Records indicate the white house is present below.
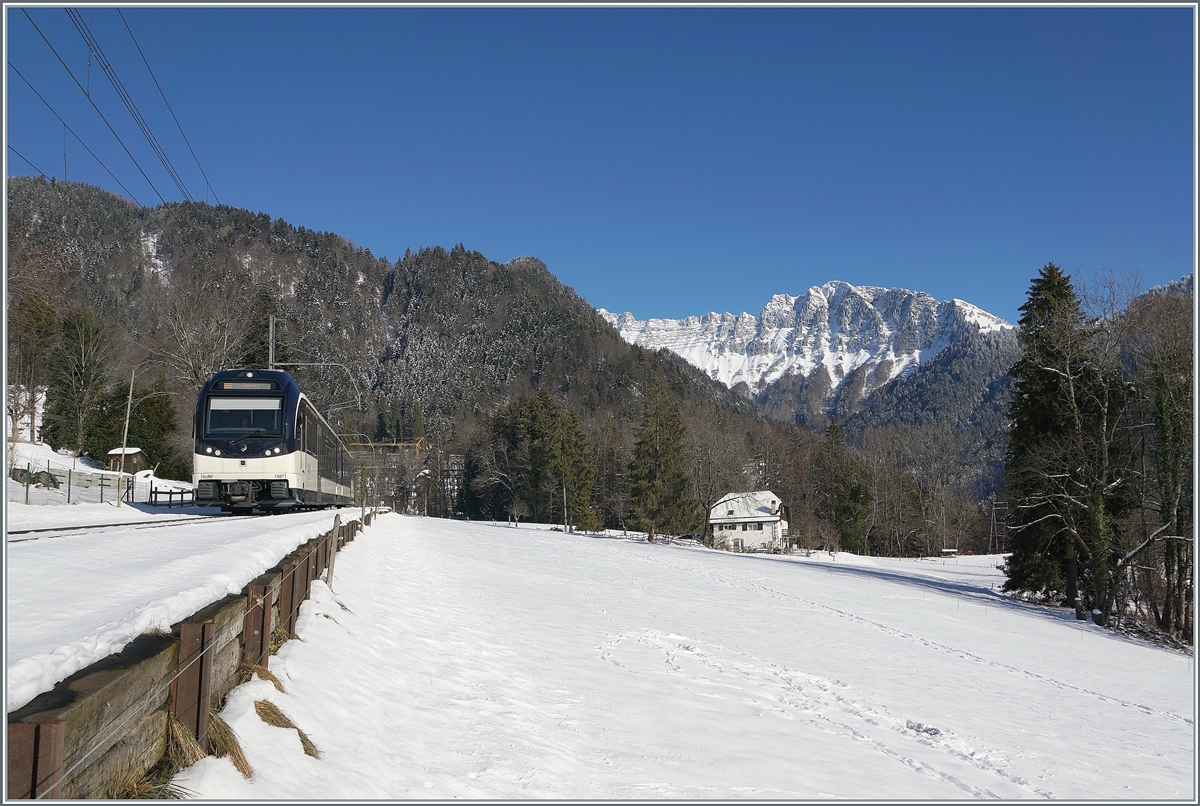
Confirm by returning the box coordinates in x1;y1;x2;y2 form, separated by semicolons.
710;491;790;553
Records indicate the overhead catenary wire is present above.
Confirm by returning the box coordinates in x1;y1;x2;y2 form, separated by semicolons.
7;60;143;206
118;8;219;206
7;144;48;178
21;8;166;205
64;7;193;202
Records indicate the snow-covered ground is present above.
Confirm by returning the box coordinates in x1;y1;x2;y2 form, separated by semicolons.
6;438;106;473
175;515;1195;800
5;503;357;712
6;439;192;510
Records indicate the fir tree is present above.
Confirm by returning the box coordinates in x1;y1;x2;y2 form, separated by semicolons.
83;376;186;480
241;287;293;369
1002;263;1139;625
410;402;426;444
818;420;872;554
627;379;694;542
1002;264;1085;607
550;405;601;532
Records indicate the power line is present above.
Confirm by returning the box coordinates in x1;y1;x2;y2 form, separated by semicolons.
118;8;219;206
65;7;193;201
7;144;48;178
7;60;143;206
21;8;166;205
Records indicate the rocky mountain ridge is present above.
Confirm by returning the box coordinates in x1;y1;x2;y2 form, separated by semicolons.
599;280;1015;425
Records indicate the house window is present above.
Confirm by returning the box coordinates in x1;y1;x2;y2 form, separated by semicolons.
741;523;747;531
754;523;763;531
726;510;734;516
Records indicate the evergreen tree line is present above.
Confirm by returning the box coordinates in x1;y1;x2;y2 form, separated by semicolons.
1002;264;1193;642
442;377;997;556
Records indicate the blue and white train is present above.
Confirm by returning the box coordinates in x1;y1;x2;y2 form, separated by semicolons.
192;369;354;512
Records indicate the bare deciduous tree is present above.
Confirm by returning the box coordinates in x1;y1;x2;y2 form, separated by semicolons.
142;268;255;395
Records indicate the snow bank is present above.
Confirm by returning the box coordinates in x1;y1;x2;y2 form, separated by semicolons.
6;509;354;712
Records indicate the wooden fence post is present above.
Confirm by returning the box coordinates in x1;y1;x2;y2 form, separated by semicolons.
171;621;214;753
242;582;274;669
327;533;339;592
278;562;296;639
289;558;305;638
7;720;64;799
303;541;315;601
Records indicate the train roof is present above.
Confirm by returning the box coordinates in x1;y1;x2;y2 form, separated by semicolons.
200;369;300;392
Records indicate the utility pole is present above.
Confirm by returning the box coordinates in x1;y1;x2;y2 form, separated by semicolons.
116;367;135;507
268;314;275;370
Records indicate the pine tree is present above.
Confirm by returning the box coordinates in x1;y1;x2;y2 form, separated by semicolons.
627;379;694;542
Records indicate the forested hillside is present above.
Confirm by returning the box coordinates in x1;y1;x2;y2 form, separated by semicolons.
5;175;746;441
1;176;1005;552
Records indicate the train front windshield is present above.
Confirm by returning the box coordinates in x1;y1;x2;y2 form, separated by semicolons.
205;397;284;438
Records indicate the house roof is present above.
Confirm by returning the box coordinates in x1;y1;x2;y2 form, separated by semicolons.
710;491;784;523
107;447;146;456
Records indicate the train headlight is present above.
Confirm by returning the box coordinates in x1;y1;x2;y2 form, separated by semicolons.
205;446;213;454
273;447;282;454
214;449;222;456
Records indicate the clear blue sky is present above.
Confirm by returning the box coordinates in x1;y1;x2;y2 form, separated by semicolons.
5;6;1195;323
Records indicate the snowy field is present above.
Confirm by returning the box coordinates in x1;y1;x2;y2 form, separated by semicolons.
5;501;355;711
175;514;1195;800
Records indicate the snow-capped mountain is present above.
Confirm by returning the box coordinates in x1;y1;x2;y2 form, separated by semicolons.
598;280;1014;417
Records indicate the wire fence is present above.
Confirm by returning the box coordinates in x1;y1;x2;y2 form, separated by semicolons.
6;458;190;507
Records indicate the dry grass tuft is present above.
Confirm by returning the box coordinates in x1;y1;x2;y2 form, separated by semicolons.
207;712;254;779
239;661;285;692
254;700;319;758
103;756;187;799
166;713;206;768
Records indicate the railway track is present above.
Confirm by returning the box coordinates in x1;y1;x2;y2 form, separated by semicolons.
6;513;256;543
